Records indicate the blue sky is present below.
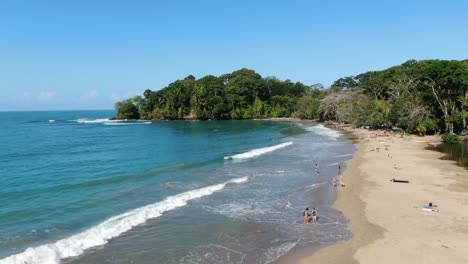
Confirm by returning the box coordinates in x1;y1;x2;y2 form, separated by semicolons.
1;0;467;111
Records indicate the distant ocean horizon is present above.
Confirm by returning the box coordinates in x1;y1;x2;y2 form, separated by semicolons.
0;110;355;264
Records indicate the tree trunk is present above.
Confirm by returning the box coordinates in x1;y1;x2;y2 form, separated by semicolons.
431;82;452;133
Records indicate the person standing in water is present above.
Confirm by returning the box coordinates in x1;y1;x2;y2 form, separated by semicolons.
303;208;310;224
314;163;319;176
312;208;318;223
338;165;342;176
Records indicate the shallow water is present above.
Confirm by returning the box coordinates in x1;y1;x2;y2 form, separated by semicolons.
0;111;355;264
430;140;468;169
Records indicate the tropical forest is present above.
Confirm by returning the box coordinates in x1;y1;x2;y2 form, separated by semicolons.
115;59;467;137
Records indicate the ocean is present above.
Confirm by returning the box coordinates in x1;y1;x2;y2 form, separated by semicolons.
0;111;355;264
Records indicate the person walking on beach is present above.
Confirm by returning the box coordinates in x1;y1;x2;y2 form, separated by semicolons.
312;208;318;223
337;165;341;176
314;163;319;176
303;208;310;224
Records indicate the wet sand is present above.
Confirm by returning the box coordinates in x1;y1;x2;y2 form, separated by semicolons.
298;126;468;264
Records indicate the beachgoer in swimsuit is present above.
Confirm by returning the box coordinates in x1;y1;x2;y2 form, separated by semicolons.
312;208;317;223
338;165;341;176
332;177;337;187
314;163;319;176
304;208;310;224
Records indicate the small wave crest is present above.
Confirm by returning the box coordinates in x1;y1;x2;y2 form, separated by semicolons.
103;122;151;126
72;118;113;124
48;120;55;123
306;124;341;140
69;118;151;126
336;153;353;157
0;177;248;264
224;142;293;160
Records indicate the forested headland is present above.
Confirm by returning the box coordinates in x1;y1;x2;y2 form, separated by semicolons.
115;59;467;136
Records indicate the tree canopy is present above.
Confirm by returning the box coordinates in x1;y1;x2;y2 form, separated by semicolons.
116;68;320;120
320;59;467;134
115;60;468;135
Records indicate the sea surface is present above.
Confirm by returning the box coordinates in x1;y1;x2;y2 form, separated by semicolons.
0;111;355;264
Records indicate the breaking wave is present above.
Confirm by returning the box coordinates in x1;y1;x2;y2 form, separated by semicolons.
0;177;248;264
306;124;341;140
224;142;293;160
103;122;151;126
72;118;114;124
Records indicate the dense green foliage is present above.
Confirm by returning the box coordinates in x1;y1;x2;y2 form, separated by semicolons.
320;59;468;134
441;133;461;144
115;68;323;120
115;60;468;135
115;99;140;119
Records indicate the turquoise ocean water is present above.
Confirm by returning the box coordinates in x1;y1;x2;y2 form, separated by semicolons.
0;111;355;264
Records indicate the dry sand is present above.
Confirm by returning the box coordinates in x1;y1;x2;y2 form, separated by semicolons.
298;127;468;264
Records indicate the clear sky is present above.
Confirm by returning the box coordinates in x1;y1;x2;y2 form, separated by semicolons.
1;0;467;111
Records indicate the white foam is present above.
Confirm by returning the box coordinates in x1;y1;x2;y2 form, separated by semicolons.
304;182;325;190
48;120;55;123
336;153;353;157
224;142;293;160
103;122;151;126
0;177;248;264
306;124;341;140
204;201;269;222
264;241;297;264
328;162;339;166
72;118;114;124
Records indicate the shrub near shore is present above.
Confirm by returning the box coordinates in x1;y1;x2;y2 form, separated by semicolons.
441;133;461;144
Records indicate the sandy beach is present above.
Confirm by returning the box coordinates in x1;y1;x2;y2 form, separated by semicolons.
299;126;468;264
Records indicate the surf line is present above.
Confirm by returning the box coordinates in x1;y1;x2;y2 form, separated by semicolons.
224;141;293;160
336;153;353;157
0;177;248;264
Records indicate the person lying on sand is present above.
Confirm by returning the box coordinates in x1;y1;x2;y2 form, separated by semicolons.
422;202;439;212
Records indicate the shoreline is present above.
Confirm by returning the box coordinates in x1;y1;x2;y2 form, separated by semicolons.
295;125;468;264
111;117;309;122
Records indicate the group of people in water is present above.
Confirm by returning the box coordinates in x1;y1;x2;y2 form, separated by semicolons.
315;162;345;187
332;164;345;187
303;207;318;224
304;163;345;224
